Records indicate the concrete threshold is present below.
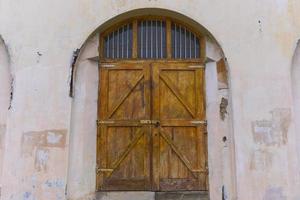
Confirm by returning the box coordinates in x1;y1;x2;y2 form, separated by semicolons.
95;191;209;200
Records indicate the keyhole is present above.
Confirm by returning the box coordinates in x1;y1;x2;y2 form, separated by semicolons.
155;121;160;127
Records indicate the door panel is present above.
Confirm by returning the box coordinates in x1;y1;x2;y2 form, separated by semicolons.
97;62;207;191
97;63;151;191
152;63;207;191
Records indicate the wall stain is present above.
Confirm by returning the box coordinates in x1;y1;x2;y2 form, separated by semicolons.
263;187;286;200
250;148;273;171
21;129;67;156
34;148;49;172
44;179;64;188
23;191;35;200
21;129;67;171
217;59;229;89
220;97;228;120
251;108;291;146
0;124;6;149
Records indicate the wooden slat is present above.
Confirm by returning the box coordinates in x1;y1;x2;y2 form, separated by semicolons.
132;20;138;59
166;19;172;59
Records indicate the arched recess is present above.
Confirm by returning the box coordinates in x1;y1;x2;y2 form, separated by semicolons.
67;9;237;200
292;40;300;160
0;35;11;191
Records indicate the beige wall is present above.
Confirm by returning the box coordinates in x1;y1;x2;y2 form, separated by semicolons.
1;0;300;199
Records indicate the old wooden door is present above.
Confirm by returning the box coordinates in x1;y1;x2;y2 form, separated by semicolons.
97;63;151;190
97;62;207;191
151;63;207;191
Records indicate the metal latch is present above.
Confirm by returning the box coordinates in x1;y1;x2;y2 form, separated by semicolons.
140;120;160;127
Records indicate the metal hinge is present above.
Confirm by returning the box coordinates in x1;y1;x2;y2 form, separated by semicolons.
188;65;205;69
96;165;113;174
101;64;115;68
96;120;115;125
190;120;207;125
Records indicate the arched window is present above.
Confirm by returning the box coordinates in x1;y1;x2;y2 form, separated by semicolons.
100;17;205;60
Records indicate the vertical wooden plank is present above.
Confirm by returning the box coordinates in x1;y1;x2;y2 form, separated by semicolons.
143;64;151;188
132;20;138;59
151;63;161;190
97;66;108;190
166;19;172;59
195;68;205;119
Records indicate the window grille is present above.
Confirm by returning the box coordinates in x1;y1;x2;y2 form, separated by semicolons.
104;23;133;59
171;22;200;59
101;19;202;60
138;20;166;59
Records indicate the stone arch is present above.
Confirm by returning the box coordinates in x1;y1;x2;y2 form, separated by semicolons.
67;8;237;200
292;40;300;161
0;35;11;191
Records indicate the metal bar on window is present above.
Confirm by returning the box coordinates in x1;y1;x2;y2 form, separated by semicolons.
161;20;163;58
156;20;158;59
141;21;143;58
117;29;119;58
145;21;148;58
179;25;182;59
184;27;187;58
127;24;129;58
189;31;192;59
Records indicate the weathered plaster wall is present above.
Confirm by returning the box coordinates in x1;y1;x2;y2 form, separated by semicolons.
67;34;99;199
292;41;300;168
0;36;11;193
0;0;300;200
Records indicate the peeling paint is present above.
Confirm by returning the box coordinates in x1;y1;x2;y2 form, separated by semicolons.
21;129;67;156
34;148;49;172
220;97;228;120
263;187;286;200
251;108;291;146
217;59;228;89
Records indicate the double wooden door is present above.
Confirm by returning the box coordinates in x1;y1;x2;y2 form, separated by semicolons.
97;62;208;191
